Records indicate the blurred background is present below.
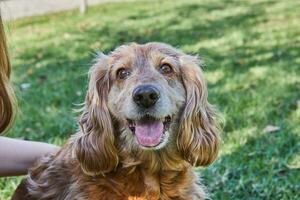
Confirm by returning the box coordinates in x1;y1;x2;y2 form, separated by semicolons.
0;0;299;199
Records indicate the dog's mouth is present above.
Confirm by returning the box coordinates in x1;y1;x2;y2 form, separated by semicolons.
127;115;172;148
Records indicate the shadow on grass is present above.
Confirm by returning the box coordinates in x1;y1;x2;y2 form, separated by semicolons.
80;0;268;48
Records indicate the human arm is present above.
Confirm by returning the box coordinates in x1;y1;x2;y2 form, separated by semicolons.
0;136;59;177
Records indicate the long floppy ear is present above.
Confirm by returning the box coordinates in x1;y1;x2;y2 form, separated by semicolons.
178;55;221;167
74;54;118;175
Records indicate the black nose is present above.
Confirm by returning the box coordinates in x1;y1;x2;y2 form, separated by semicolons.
133;85;160;108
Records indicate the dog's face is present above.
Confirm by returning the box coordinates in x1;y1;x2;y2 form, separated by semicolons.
107;44;185;150
75;43;220;175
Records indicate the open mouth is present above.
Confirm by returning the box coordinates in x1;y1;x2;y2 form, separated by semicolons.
127;115;172;148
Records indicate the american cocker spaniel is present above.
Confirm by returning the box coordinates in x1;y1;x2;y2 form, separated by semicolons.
12;42;220;200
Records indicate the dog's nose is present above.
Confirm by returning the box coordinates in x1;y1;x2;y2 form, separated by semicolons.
133;85;160;108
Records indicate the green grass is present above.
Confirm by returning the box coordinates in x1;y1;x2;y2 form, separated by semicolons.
1;0;299;199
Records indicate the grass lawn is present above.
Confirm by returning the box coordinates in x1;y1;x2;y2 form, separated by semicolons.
1;0;299;199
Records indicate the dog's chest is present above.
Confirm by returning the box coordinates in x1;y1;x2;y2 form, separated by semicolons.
83;169;194;200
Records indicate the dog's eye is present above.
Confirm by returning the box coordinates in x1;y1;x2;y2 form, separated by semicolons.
159;64;173;75
117;68;131;79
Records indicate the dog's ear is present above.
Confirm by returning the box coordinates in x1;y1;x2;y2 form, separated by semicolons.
74;53;118;175
178;55;221;167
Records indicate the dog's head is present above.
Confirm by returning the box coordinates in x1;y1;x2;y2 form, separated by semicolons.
75;43;220;175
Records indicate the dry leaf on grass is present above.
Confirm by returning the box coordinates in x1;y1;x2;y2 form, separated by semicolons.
263;125;280;133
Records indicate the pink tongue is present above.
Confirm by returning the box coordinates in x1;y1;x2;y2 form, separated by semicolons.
135;121;164;147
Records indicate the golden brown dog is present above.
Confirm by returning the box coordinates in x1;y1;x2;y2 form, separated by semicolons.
11;42;220;200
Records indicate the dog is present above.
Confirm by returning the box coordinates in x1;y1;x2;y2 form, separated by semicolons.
11;42;220;200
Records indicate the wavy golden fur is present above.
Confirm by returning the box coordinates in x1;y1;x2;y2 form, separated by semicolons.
12;42;220;200
0;14;16;134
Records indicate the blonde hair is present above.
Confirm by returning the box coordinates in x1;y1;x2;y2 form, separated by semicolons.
0;14;16;134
